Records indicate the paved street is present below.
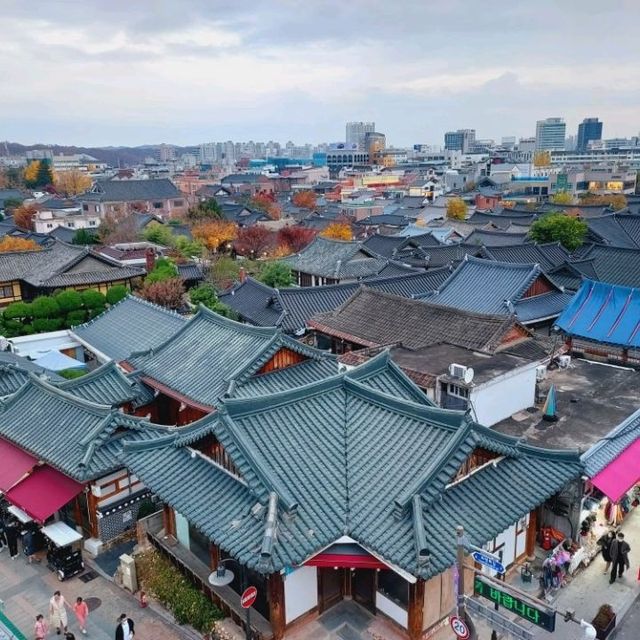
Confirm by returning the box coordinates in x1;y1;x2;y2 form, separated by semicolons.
0;549;183;640
612;593;640;640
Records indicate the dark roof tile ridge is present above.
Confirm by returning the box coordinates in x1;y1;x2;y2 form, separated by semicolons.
463;255;540;271
56;360;124;389
121;432;179;453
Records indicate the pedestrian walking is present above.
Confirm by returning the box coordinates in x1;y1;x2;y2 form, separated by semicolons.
0;511;7;552
34;614;49;640
73;597;89;635
23;526;40;564
609;532;631;584
115;613;135;640
4;518;19;559
598;529;615;574
49;590;69;635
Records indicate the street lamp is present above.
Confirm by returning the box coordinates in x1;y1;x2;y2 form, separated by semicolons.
208;558;252;640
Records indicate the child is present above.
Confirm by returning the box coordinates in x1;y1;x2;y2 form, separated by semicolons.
34;614;48;640
73;597;89;635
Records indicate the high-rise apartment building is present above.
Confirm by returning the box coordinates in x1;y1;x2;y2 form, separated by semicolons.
346;122;375;149
577;117;603;152
444;129;476;153
535;118;566;151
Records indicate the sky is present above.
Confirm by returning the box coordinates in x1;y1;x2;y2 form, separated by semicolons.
2;0;639;148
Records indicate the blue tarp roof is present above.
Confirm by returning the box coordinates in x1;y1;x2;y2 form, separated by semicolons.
555;280;640;348
33;350;86;371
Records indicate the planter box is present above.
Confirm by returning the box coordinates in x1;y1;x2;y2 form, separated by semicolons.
591;613;616;640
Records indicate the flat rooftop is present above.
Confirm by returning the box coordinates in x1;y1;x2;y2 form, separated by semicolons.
494;358;640;451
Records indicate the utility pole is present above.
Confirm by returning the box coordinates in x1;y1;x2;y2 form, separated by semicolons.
490;549;504;640
456;525;478;639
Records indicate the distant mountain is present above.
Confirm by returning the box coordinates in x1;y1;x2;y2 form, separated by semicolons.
1;142;192;168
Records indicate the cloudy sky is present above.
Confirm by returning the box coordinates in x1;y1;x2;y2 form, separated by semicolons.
2;0;639;147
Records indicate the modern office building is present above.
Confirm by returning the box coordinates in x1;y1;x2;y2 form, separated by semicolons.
577;118;603;152
535;118;566;151
444;129;476;153
346;122;375;150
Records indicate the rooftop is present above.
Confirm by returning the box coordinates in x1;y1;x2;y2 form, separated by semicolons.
82;178;180;203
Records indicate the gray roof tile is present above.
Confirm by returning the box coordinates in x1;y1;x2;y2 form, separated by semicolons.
82;179;180;202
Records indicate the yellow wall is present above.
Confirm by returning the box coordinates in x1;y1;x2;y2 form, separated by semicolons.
0;281;23;306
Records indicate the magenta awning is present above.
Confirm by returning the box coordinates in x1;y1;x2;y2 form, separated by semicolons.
591;439;640;503
0;438;38;493
5;466;84;523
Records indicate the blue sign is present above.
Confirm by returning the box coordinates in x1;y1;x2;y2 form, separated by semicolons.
472;550;505;574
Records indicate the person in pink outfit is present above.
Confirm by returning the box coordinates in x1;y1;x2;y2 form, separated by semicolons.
73;597;89;635
34;614;48;640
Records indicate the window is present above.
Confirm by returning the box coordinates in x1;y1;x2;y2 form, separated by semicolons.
153;201;163;209
46;223;53;229
89;220;96;226
0;285;14;298
67;222;75;228
378;570;408;608
447;383;469;399
82;204;89;212
173;199;184;207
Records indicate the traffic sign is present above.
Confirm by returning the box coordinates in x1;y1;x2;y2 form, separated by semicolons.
449;615;470;639
241;586;258;609
472;550;505;574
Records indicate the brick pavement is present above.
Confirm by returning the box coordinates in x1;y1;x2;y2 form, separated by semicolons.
0;549;185;639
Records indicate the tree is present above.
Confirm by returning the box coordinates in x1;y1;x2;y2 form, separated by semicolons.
72;229;98;245
0;236;41;252
529;212;588;251
550;191;574;205
139;278;185;309
320;222;352;241
446;197;468;220
192;220;237;252
31;295;62;333
54;290;82;314
23;161;41;188
98;212;139;245
187;198;222;222
146;257;178;283
579;193;628;210
34;159;54;188
143;222;175;247
259;262;293;288
533;151;551;167
292;190;317;210
233;226;274;257
81;289;106;317
608;194;628;211
277;226;316;253
189;283;237;318
12;204;38;230
173;235;203;260
250;192;281;220
207;256;240;290
53;170;92;196
106;285;129;305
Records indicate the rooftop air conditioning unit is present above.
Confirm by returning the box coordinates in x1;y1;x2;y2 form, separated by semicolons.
449;363;468;379
558;355;571;369
536;365;547;382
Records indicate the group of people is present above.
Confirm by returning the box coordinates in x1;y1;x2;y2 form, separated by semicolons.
598;529;632;584
34;592;135;640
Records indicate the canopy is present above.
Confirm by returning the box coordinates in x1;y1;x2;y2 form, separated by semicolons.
305;543;387;569
0;438;37;492
41;521;83;547
7;504;32;523
33;350;86;372
591;439;640;503
5;466;84;523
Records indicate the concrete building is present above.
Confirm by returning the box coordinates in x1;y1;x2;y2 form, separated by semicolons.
346;121;375;150
577;117;603;152
535;117;566;151
444;129;476;153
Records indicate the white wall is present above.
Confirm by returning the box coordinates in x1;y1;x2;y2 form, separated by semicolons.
174;511;190;550
284;566;318;624
470;362;538;426
376;592;408;628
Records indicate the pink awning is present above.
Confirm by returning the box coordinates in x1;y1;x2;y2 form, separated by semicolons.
0;438;38;492
591;439;640;503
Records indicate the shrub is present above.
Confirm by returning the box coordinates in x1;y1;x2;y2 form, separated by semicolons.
59;368;87;380
31;296;60;319
55;290;82;313
66;309;88;326
106;285;128;305
146;258;179;284
259;262;293;288
33;318;63;333
81;289;106;311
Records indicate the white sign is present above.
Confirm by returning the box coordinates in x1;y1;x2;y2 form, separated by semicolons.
449;615;470;639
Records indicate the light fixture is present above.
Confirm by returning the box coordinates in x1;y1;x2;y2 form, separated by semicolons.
208;565;235;587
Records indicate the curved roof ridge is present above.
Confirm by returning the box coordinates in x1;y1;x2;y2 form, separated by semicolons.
56;360;125;388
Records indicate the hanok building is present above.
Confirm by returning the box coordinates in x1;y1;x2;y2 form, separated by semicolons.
80;178;188;219
418;256;573;328
121;306;339;425
281;236;416;286
0;240;144;306
123;355;581;640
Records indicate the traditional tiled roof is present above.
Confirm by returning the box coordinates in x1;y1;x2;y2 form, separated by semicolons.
0;375;163;481
281;236;389;279
71;295;187;362
482;243;570;271
574;244;640;288
467;211;538;227
555;280;640;348
176;263;204;282
465;229;530;246
585;214;640;249
421;256;572;322
582;409;640;477
220;268;452;332
310;287;523;353
122;359;581;578
82;179;180;202
421;243;485;268
55;361;150;407
127;306;337;408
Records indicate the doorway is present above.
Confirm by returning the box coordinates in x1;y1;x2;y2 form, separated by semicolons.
352;569;377;614
317;568;377;615
318;567;343;613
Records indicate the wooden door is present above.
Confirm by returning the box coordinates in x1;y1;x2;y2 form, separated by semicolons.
352;569;377;614
318;568;343;613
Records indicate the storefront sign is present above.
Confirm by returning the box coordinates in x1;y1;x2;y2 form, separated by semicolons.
474;576;556;632
471;550;505;574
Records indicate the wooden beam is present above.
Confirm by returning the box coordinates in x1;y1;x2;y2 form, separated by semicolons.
209;543;220;570
526;508;538;560
268;572;286;640
163;505;176;537
408;578;425;640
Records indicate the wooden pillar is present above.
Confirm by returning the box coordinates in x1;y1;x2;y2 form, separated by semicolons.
208;543;220;570
163;505;176;537
407;578;425;640
526;508;538;560
87;490;99;539
268;572;286;640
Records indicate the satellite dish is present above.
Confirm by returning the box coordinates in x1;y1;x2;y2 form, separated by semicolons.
464;367;475;384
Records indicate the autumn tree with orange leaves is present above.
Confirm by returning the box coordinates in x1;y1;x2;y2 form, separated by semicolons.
292;190;317;210
192;220;238;252
54;170;92;196
277;226;317;253
13;204;38;230
0;237;41;252
250;192;282;220
320;222;352;241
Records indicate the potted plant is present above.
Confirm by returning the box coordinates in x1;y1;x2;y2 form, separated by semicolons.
591;604;616;639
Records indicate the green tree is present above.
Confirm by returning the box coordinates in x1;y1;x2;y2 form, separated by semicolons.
66;309;87;326
106;285;128;305
189;283;237;318
550;191;574;205
31;295;62;332
72;229;98;245
187;198;222;222
143;222;175;247
146;257;178;284
207;256;239;290
529;213;588;251
81;289;107;317
259;262;293;288
174;235;203;259
35;159;54;188
55;290;82;314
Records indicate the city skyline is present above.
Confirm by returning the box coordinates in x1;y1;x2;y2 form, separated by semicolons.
1;1;639;147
